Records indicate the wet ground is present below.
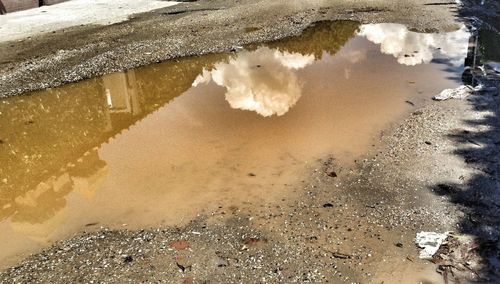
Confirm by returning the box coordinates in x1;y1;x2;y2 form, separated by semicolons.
2;18;493;283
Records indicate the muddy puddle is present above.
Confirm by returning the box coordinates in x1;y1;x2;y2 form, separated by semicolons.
0;21;470;268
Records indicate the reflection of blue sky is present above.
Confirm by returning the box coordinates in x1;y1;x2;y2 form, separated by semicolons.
193;47;314;117
358;23;470;66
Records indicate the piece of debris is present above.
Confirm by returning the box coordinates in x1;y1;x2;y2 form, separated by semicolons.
322;203;334;208
430;233;490;282
176;262;192;273
123;255;133;263
466;139;481;146
175;256;192;273
248;173;256;177
216;256;229;267
169;240;190;250
240;237;267;250
395;242;403;248
327;171;337;178
241;237;267;246
433;85;474;101
415;231;450;259
331;252;352;259
433;83;497;101
474;84;498;93
230;45;244;52
306;236;318;241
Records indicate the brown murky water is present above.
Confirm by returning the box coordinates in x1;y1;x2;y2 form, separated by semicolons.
0;21;469;268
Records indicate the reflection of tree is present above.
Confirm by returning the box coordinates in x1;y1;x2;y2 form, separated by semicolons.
255;21;360;59
68;152;107;179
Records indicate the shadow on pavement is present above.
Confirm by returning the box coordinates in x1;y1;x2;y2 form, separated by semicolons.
428;0;500;281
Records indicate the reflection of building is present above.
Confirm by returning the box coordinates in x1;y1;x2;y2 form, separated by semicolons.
104;72;141;115
102;71;142;131
3;149;107;242
0;21;362;230
4;149;106;223
0;53;225;229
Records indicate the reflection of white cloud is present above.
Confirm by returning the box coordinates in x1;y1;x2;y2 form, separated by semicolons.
342;50;367;63
359;24;470;66
193;47;314;117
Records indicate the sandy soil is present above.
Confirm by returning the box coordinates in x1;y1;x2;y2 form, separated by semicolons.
0;0;499;283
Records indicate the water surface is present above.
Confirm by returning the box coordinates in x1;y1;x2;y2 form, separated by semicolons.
0;21;469;268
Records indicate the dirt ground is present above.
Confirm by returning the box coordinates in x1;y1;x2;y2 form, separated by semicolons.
0;0;461;98
0;0;499;283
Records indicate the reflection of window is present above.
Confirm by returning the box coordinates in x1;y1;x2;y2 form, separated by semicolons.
102;71;141;115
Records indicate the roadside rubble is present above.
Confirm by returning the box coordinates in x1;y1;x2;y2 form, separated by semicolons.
433;85;475;101
415;231;450;259
423;31;500;281
432;83;497;101
433;65;499;101
430;234;500;283
416;231;499;282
